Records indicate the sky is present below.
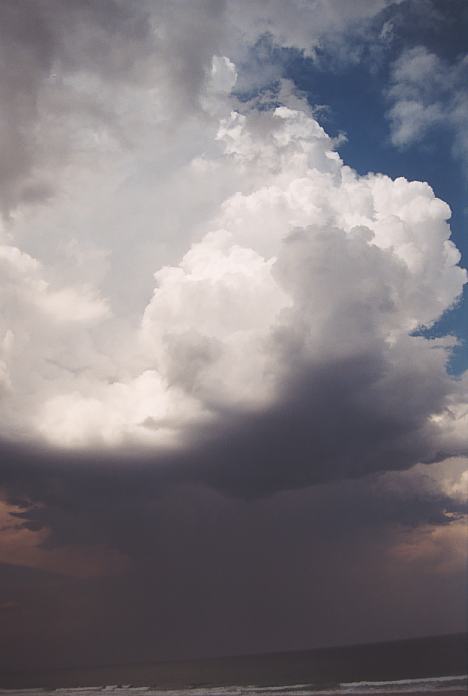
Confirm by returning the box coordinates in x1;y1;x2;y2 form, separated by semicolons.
0;0;467;674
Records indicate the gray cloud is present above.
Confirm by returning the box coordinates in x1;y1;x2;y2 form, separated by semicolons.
0;1;157;214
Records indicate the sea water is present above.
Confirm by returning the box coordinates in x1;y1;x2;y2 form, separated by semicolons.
0;634;466;695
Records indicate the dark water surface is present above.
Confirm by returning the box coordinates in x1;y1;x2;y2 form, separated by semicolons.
0;633;466;692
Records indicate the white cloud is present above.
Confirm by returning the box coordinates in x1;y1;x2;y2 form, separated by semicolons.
226;0;394;57
1;99;466;461
387;46;468;166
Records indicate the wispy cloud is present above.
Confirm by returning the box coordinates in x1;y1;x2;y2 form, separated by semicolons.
387;46;468;168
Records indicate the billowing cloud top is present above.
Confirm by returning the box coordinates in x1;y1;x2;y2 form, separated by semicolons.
0;0;466;495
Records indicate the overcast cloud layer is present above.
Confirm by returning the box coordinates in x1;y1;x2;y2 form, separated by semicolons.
0;0;467;670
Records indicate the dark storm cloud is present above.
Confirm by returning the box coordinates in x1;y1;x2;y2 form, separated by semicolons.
0;337;463;547
0;392;465;556
180;354;448;497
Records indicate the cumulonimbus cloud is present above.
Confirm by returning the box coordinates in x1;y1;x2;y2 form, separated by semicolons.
0;0;466;497
1;3;468;671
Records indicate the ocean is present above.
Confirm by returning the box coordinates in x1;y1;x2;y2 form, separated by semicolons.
0;634;466;695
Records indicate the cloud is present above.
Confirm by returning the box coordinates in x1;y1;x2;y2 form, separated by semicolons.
0;99;466;495
0;0;465;500
0;498;127;578
387;46;468;167
0;1;467;671
0;0;397;218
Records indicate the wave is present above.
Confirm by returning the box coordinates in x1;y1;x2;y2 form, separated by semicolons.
338;675;467;693
0;674;466;696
